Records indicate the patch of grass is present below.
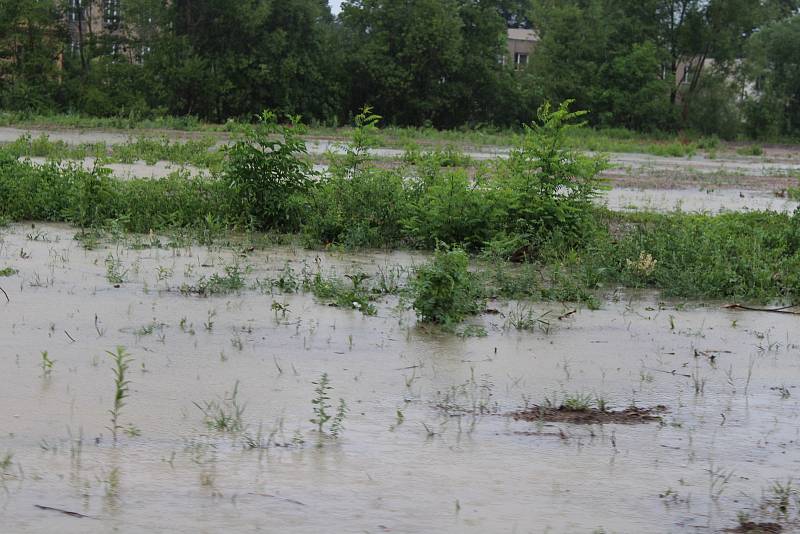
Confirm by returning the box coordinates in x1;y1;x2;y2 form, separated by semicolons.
195;381;246;433
2;133;223;169
562;393;594;411
180;265;247;296
736;145;764;157
306;270;377;315
412;247;484;325
105;254;128;285
0;110;207;131
788;179;800;201
505;304;551;333
0;267;17;277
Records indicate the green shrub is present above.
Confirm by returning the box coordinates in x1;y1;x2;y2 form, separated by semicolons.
404;168;503;250
0;159;237;234
305;169;408;248
225;111;312;231
412;247;484;324
491;101;607;259
304;108;408;248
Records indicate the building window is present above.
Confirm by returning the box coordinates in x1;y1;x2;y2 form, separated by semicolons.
104;0;121;29
69;0;82;22
514;53;528;69
682;64;693;85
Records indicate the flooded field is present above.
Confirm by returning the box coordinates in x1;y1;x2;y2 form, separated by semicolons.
602;187;799;214
1;223;799;533
3;125;800;181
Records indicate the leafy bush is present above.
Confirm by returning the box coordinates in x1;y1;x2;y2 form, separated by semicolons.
304;108;408;248
403;168;502;250
225;111;312;231
491;101;607;259
412;247;484;324
305;169;408;248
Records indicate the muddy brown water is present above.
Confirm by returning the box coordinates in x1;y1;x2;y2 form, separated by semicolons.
1;224;799;533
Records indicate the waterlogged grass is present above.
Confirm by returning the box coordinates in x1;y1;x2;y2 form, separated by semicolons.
0;111;213;132
477;209;800;304
1;103;798;310
3;134;223;169
0;110;777;158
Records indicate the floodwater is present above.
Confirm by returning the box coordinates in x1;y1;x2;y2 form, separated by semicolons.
1;224;799;533
24;157;209;180
602;187;799;214
3;126;800;178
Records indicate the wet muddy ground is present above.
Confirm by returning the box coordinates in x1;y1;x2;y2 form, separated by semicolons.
1;223;799;533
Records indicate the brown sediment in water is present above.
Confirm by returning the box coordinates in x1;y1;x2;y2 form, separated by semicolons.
724;521;783;533
511;405;667;425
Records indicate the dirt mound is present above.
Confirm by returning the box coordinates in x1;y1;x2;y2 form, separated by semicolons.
511;405;667;425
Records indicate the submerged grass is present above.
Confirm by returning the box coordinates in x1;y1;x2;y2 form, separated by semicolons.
3;134;223;170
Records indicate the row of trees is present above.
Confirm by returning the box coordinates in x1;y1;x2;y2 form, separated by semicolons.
0;0;798;137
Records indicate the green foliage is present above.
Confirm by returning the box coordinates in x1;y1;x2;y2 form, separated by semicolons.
744;15;800;138
310;373;347;437
683;73;744;140
305;168;407;248
40;351;55;376
195;381;246;433
181;265;247;296
567;210;800;302
107;346;133;443
404;169;501;250
412;247;485;325
736;145;764;157
1;0;798;136
789;182;800;202
491;101;607;257
603;42;677;131
305;270;377;316
305;109;407;248
225;111;312;231
562;393;594;412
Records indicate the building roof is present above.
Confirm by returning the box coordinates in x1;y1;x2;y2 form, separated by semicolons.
507;28;539;42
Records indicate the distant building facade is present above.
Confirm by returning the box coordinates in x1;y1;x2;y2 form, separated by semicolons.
505;28;539;69
65;0;154;62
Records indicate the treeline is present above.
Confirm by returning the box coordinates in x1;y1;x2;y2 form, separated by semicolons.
0;0;799;137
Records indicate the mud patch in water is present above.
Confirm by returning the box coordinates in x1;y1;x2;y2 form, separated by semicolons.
724;521;783;533
511;404;667;425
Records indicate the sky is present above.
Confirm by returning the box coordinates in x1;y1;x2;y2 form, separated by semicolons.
329;0;344;15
